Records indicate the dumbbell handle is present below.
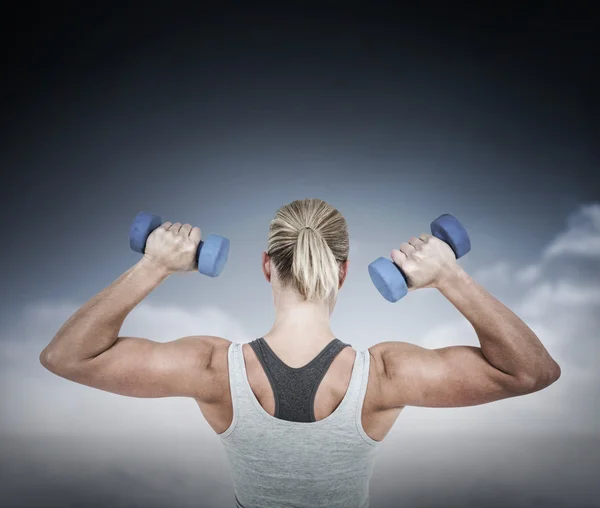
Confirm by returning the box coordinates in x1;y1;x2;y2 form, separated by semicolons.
396;227;458;287
129;214;204;257
129;212;229;278
368;214;471;302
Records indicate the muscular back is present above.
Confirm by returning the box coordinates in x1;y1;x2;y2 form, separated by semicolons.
195;339;403;443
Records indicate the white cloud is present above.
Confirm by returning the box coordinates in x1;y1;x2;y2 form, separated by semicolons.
418;319;477;349
472;261;511;287
120;303;252;343
543;203;600;259
514;263;541;284
518;281;600;318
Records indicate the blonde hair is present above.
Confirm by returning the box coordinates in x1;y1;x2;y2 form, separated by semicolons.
267;198;349;301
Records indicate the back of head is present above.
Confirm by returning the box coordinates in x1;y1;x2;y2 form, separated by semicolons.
267;198;349;301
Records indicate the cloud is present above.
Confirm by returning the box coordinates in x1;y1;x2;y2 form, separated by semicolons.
514;263;541;284
518;281;600;317
543;203;600;259
3;432;599;508
472;261;512;287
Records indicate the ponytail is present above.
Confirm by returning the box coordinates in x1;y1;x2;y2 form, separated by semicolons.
293;227;340;300
267;199;349;301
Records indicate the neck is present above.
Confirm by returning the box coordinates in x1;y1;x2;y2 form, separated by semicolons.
265;289;336;348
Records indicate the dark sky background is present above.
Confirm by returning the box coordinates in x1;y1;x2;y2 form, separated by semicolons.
1;4;599;508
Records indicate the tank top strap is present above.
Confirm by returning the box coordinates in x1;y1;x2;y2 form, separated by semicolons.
218;342;255;439
328;348;369;419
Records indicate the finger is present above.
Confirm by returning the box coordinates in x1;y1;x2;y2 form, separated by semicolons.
169;222;182;233
408;236;424;248
391;248;407;266
399;242;414;257
160;221;173;230
189;226;201;244
180;223;193;237
419;233;431;242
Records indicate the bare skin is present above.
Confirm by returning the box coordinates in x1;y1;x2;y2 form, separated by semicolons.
40;222;561;443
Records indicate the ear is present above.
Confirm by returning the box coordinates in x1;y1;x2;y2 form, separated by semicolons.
338;259;350;289
261;251;272;283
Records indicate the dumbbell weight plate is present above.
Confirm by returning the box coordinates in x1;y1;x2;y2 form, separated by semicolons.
129;212;162;254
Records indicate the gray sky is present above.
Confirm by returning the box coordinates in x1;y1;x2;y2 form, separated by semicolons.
1;4;598;508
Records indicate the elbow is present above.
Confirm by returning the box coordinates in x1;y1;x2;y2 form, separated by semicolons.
516;361;561;394
39;347;57;371
40;346;73;374
545;361;562;389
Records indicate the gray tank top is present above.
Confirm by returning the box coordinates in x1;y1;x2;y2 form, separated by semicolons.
218;340;382;508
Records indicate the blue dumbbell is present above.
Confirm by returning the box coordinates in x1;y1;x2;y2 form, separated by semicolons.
128;211;230;277
368;214;471;302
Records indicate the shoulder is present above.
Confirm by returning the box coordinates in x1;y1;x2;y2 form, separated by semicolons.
366;343;394;382
366;342;413;411
179;336;232;403
200;335;233;355
198;336;232;372
172;336;232;367
367;342;391;377
368;341;423;373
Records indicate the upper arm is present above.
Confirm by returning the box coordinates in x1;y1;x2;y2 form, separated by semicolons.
46;335;231;401
369;341;530;409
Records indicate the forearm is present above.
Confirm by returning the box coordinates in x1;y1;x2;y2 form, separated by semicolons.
41;256;170;366
437;265;560;383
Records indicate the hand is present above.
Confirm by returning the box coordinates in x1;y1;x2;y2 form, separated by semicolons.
142;222;201;275
391;234;459;290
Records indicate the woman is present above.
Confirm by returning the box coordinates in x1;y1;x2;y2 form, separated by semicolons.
40;198;561;508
